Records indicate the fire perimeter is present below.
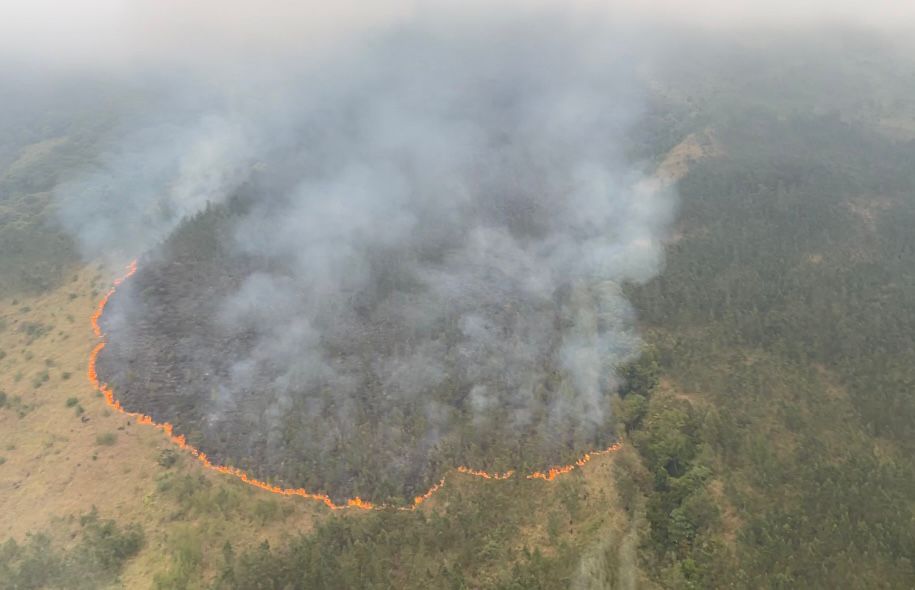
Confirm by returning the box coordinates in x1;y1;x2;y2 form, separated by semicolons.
87;261;623;511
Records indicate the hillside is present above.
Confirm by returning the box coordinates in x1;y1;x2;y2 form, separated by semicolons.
1;29;914;589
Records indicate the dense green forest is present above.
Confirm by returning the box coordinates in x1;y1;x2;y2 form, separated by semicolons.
620;108;915;586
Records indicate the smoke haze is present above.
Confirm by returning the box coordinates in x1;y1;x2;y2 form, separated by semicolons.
208;21;672;436
3;0;915;70
42;0;912;503
52;7;683;500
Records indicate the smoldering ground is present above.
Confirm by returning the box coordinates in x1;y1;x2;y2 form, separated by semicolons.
60;14;676;500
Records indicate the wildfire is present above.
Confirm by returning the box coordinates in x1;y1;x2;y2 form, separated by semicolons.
88;261;623;511
526;443;623;481
456;466;514;480
90;260;137;338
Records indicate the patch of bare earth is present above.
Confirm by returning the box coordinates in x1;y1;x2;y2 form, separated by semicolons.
657;129;723;185
657;129;722;245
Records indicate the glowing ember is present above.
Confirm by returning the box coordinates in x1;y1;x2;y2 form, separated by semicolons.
456;466;514;480
88;261;623;511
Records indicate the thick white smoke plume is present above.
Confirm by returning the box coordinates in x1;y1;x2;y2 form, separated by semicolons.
56;114;255;260
56;11;676;493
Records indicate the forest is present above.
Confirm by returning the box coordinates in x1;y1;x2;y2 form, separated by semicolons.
0;28;914;589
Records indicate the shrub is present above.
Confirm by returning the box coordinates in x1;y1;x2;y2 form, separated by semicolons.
254;499;281;524
0;509;144;589
65;397;79;407
157;449;179;468
31;370;49;389
78;507;145;572
153;526;201;590
96;433;117;446
20;321;48;338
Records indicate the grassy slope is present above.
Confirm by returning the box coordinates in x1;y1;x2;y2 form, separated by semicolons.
0;262;329;585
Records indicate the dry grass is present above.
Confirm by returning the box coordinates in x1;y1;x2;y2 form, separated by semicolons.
657;129;722;185
0;264;322;585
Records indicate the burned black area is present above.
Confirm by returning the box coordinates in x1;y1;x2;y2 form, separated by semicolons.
97;199;618;503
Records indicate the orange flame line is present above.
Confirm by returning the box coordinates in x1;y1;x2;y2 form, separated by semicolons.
456;466;515;480
88;261;622;511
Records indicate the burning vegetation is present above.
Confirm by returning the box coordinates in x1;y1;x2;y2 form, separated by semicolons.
79;22;672;506
92;252;625;507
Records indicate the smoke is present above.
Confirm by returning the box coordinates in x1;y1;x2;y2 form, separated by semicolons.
3;0;915;71
54;9;677;495
56;113;255;260
215;20;669;434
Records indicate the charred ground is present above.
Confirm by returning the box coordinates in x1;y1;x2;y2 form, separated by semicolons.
96;194;622;504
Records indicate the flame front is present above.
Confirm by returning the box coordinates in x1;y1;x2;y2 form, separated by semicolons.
456;466;514;480
88;261;622;511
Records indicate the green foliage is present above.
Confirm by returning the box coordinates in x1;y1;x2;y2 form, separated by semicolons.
65;396;85;417
158;448;179;468
614;370;721;580
618;348;661;398
620;91;915;586
213;486;576;590
617;393;648;433
76;507;145;574
153;527;203;590
252;499;283;525
155;472;253;522
4;394;33;418
95;432;117;446
0;509;143;590
19;322;51;343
